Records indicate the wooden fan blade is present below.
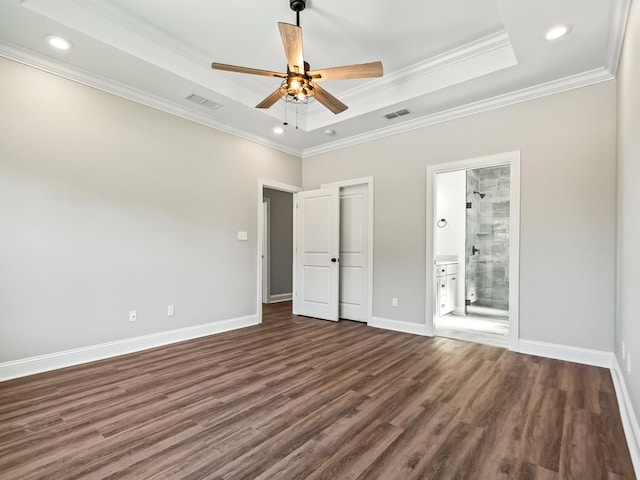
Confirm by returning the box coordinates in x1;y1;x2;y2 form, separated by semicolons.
278;22;304;73
212;63;287;78
256;88;282;109
313;84;348;114
308;61;383;81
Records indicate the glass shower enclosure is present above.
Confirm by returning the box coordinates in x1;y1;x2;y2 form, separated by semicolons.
465;165;511;316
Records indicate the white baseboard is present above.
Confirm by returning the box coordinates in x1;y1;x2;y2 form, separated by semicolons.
0;314;259;382
269;293;292;303
611;357;640;476
369;317;432;336
518;339;614;368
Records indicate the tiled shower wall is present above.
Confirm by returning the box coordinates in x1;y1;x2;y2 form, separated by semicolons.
466;165;511;310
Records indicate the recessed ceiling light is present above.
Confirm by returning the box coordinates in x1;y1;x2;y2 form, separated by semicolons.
273;127;285;135
45;35;73;51
545;24;572;41
323;129;336;136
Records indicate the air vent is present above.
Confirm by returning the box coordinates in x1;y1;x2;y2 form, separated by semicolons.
185;93;223;110
384;108;412;120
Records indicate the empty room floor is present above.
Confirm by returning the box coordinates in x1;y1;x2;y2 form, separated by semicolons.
436;314;509;348
0;302;635;479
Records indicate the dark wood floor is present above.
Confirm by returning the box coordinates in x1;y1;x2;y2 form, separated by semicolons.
0;302;635;479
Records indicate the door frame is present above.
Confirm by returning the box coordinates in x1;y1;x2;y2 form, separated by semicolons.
426;151;521;351
321;177;374;325
262;198;270;304
257;178;302;323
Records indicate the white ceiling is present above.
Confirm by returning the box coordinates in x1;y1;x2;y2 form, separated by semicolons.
0;0;630;157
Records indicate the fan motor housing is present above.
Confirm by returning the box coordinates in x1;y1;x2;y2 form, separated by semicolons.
289;0;306;12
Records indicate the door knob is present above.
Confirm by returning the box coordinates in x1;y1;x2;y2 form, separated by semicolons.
331;258;338;263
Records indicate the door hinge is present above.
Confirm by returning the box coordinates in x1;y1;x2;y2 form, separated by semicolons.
466;202;472;209
465;299;471;306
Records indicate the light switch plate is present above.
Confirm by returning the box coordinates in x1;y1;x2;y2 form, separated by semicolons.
237;231;248;241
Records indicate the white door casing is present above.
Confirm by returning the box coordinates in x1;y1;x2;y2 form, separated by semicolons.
426;151;521;351
294;187;341;321
338;185;368;322
262;200;270;304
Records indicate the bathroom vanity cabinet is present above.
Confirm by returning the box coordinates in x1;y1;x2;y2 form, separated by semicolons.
436;262;458;316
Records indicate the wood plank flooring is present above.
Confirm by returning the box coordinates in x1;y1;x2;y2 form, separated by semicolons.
0;302;635;479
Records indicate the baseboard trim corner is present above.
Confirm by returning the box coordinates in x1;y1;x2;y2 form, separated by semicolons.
518;339;614;368
611;357;640;476
369;317;432;336
269;293;292;303
0;314;259;382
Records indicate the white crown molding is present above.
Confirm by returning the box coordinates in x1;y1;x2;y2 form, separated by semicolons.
611;357;640;476
518;339;614;368
0;41;301;158
305;31;517;129
0;314;259;382
369;317;432;337
25;0;515;129
43;0;282;101
302;67;613;158
309;30;511;113
606;0;633;76
68;0;210;64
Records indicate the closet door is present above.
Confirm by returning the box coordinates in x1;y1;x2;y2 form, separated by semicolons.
339;185;368;322
293;187;340;321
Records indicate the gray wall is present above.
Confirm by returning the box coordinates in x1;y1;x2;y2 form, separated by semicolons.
0;57;301;363
263;188;293;297
304;80;617;352
616;0;640;432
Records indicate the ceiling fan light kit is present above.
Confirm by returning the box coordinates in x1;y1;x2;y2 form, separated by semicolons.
211;0;383;117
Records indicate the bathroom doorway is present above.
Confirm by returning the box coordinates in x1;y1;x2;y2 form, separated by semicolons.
426;152;520;350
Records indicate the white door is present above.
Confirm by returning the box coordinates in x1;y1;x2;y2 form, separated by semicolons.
339;185;368;322
293;187;340;321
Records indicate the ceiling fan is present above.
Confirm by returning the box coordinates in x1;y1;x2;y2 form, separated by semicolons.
211;0;383;114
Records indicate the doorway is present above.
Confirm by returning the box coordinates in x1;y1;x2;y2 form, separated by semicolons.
257;179;302;323
262;188;294;304
257;177;373;326
426;152;520;350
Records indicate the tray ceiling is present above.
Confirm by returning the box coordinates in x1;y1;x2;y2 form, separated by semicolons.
0;0;630;156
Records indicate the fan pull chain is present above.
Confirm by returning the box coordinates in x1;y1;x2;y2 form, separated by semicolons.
283;100;288;127
296;102;299;130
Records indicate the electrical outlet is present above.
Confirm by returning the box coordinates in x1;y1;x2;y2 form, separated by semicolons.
392;297;398;307
168;305;175;316
627;354;632;376
129;310;137;323
622;341;626;359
